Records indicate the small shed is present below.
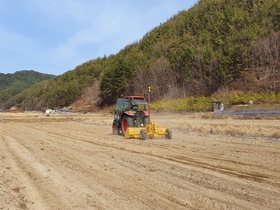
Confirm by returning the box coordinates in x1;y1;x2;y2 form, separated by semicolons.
213;102;224;112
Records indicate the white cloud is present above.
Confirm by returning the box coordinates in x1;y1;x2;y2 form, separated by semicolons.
0;0;197;75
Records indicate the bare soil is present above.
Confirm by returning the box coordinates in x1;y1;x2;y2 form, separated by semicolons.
0;112;280;210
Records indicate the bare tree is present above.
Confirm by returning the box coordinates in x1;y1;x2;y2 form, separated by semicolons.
130;66;150;96
250;32;280;91
150;57;177;99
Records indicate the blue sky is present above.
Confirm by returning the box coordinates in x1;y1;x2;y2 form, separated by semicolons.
0;0;197;76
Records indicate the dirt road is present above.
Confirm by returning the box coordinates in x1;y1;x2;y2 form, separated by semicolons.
0;112;280;210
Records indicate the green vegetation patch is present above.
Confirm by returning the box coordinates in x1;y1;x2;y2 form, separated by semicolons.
151;92;280;112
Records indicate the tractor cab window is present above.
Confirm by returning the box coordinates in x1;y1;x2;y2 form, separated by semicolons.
114;97;148;114
131;99;148;111
123;99;131;111
115;98;131;111
115;99;122;111
114;98;125;118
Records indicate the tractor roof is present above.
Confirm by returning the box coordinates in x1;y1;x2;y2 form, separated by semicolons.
123;96;146;100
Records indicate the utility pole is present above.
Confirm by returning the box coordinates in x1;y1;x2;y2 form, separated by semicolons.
148;86;151;123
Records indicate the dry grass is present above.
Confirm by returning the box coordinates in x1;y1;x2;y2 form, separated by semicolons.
155;112;280;140
1;110;280;139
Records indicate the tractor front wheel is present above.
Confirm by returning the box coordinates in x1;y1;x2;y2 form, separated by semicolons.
121;116;134;134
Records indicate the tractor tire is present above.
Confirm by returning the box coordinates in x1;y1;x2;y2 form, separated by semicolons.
140;129;146;140
121;116;134;134
166;129;172;139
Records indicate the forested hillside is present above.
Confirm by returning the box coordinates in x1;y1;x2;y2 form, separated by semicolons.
2;0;280;111
0;70;56;110
100;0;280;105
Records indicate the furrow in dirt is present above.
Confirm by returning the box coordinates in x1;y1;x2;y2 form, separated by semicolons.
1;113;280;210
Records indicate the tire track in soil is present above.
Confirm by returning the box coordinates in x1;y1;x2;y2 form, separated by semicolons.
1;136;48;210
5;134;88;209
28;122;280;209
2;123;189;209
1;117;280;209
27;130;238;209
41;122;279;188
1;127;137;209
29;124;189;209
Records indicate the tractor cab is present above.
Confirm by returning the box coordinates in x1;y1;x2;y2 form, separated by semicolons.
112;96;149;135
112;88;172;140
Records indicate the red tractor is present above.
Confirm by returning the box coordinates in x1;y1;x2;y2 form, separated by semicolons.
112;96;149;135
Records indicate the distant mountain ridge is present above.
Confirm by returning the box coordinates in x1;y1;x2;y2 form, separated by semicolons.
0;70;56;108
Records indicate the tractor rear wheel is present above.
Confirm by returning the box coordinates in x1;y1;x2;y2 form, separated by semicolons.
121;116;134;134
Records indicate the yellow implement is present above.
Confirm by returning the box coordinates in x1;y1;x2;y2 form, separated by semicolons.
125;120;172;140
124;86;172;140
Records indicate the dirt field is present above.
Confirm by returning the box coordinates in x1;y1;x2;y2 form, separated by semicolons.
0;112;280;210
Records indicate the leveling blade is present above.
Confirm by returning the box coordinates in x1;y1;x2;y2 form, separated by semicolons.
125;127;146;139
145;121;172;139
124;121;172;140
